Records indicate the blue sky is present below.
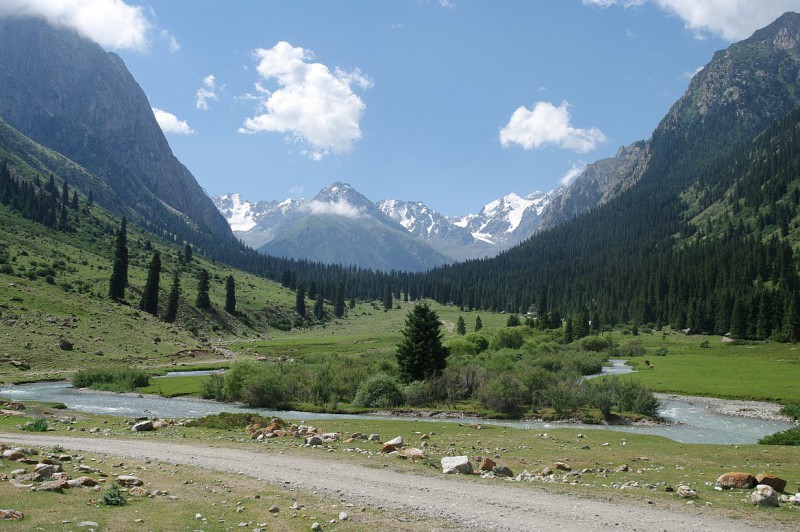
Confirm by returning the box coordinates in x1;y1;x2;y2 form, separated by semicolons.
2;1;797;216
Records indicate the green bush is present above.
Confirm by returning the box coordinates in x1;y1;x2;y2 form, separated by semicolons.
476;373;527;415
200;373;225;401
404;379;441;407
759;427;800;446
73;366;150;391
188;412;272;430
580;336;610;352
101;482;127;507
617;340;646;357
21;418;48;432
352;374;406;408
490;327;526;350
780;403;800;420
546;379;587;417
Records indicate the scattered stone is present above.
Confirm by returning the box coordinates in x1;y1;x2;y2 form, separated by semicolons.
132;420;154;432
479;458;496;472
615;464;629;473
494;466;514;478
311;522;322;531
38;480;66;492
756;473;787;493
750;484;779;507
676;485;698;499
0;510;23;520
441;456;473;475
367;434;381;442
399;448;426;461
385;436;403;447
116;475;143;486
268;505;279;513
716;472;756;490
338;511;349;521
320;432;340;441
377;444;397;454
32;463;56;481
58;338;73;351
305;436;323;446
77;522;99;528
540;467;552;476
128;486;148;497
554;462;571;472
420;433;430;440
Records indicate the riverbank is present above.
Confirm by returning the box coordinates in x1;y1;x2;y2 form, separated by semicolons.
656;393;797;424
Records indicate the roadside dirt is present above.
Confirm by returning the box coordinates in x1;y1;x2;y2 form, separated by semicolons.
0;432;782;531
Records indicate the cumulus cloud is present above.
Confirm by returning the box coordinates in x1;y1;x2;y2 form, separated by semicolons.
583;0;797;41
152;107;194;135
0;0;151;50
195;74;219;111
239;41;372;160
499;101;607;153
559;163;587;186
304;199;364;218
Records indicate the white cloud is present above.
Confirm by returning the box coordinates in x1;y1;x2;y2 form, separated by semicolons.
0;0;151;50
152;107;194;135
161;30;180;54
583;0;797;41
304;199;364;218
499;101;607;153
681;65;703;79
559;163;587;186
239;41;372;160
195;74;219;111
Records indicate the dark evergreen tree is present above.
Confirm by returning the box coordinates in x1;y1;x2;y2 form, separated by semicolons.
384;284;393;311
70;191;79;210
296;285;306;317
196;269;211;309
475;315;483;332
225;275;236;314
139;251;161;316
108;218;128;300
281;269;292;288
564;317;575;343
334;283;345;318
396;302;449;383
507;314;520;327
313;293;325;320
308;281;317;300
61;179;69;205
349;295;356;310
164;270;181;323
184;243;193;263
456;316;466;335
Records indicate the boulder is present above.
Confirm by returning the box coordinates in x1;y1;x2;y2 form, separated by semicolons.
368;434;381;442
385;436;403;447
58;338;73;351
132;420;154;432
128;486;148;497
441;456;473;475
479;458;496;472
755;473;787;493
554;462;571;472
116;475;143;486
321;432;340;441
750;484;779;507
73;476;98;487
39;480;66;492
716;472;756;490
305;436;323;446
494;466;514;478
676;485;697;499
377;444;397;454
399;448;427;461
0;509;23;520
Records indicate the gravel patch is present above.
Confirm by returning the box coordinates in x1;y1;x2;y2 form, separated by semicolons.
656;393;797;424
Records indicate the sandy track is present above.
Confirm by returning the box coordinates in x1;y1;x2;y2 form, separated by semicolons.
0;432;771;531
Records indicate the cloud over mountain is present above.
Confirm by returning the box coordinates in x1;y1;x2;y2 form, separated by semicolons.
152;107;194;135
499;101;606;153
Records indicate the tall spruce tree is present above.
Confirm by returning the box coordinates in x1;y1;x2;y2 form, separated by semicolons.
564;317;575;344
225;275;236;314
164;270;181;323
334;283;345;318
296;285;306;317
108;218;128;300
475;315;483;332
313;293;325;320
456;316;466;335
139;251;161;316
196;269;211;309
396;302;449;383
384;284;393;311
184;243;193;263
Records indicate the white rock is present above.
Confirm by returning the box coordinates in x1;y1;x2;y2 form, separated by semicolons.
338;511;349;521
385;436;403;447
441;456;473;475
676;485;697;499
750;484;779;507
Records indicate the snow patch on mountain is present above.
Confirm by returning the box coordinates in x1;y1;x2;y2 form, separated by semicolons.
216;193;257;232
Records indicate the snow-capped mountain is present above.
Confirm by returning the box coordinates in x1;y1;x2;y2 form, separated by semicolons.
213;193;305;249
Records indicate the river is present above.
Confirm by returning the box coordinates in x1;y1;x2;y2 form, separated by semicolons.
0;363;793;445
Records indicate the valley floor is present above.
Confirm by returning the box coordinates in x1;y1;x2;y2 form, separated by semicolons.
0;432;786;532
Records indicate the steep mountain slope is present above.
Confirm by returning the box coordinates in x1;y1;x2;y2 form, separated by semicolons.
0;17;231;242
406;12;800;337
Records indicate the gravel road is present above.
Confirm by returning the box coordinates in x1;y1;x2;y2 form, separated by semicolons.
1;432;781;531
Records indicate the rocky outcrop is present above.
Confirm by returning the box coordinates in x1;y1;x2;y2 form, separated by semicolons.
755;473;787;493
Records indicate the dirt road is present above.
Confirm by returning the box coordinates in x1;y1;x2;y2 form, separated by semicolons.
0;432;773;531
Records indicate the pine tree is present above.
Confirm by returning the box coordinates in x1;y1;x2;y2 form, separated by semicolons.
296;285;306;317
313;293;325;320
61;179;69;205
396;302;449;383
456;316;466;335
334;283;345;318
349;295;356;310
475;315;483;332
108;218;128;300
70;191;79;210
184;243;193;263
164;270;181;323
225;275;236;314
384;284;393;311
308;282;317;300
196;269;211;309
564;317;575;343
139;251;161;316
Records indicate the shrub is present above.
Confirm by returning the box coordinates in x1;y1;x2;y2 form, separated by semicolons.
580;336;610;352
616;379;660;417
654;347;668;356
464;332;491;353
188;412;272;430
101;482;127;507
617;340;646;357
476;373;527;415
780;403;800;420
201;373;225;401
404;379;440;407
21;418;48;432
490;327;526;350
352;374;406;408
73;366;150;391
759;427;800;446
546;379;587;417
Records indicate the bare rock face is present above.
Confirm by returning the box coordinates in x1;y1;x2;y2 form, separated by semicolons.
716;472;757;490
